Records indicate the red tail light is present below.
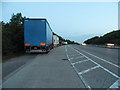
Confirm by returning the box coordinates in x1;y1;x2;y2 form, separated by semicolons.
25;43;30;46
40;43;46;46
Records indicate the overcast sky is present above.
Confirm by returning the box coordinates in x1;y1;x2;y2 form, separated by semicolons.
2;2;118;43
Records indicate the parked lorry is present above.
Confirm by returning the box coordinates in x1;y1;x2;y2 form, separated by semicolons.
53;34;59;47
24;18;53;53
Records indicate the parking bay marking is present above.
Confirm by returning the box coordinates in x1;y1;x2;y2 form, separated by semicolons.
72;59;89;65
109;79;120;88
69;56;84;60
74;47;120;68
72;47;119;79
65;46;91;89
71;46;119;88
78;65;100;75
68;54;80;57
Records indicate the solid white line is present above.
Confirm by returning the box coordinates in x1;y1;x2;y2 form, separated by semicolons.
65;46;79;73
79;75;91;89
69;56;84;60
74;47;120;68
72;59;89;65
65;46;91;89
72;47;120;79
79;65;100;75
109;79;120;88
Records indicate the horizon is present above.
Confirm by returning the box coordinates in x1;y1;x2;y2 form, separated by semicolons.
1;2;118;43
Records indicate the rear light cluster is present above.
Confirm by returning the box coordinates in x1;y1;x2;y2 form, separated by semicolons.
25;43;30;46
40;43;46;46
25;43;46;46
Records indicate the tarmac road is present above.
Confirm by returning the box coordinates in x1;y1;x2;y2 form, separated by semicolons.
2;45;120;89
66;45;120;88
2;45;85;88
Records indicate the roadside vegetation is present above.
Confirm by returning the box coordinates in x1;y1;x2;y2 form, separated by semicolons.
84;30;120;46
2;13;77;61
2;13;119;61
2;13;26;61
55;33;79;45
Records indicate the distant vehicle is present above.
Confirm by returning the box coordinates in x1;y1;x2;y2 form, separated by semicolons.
24;18;53;53
106;43;115;48
53;34;59;47
81;43;87;46
62;42;68;45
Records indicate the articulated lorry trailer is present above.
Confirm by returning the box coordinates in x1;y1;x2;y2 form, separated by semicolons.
53;34;59;47
24;18;53;53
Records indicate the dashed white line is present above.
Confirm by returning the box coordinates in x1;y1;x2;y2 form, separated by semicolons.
79;65;100;75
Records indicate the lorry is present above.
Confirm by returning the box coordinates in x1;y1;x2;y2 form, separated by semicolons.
24;18;53;53
53;34;59;47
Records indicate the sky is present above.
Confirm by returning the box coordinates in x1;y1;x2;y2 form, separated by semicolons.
1;2;118;43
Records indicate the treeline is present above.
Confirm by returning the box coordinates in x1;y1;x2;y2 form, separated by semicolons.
2;13;78;58
56;34;79;44
84;30;120;45
2;13;26;57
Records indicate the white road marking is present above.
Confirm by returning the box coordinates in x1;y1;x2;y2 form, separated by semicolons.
109;79;120;88
69;54;80;57
79;75;91;89
69;56;84;60
72;47;120;79
65;46;91;89
72;59;89;65
78;65;100;75
74;47;120;68
67;45;119;88
69;57;73;60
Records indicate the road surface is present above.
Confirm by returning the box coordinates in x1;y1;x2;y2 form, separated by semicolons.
2;45;120;88
66;45;119;88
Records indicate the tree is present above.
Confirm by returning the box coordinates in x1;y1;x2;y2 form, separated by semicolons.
2;13;26;56
84;30;120;45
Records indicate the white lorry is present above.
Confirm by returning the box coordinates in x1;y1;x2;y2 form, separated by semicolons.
53;35;59;47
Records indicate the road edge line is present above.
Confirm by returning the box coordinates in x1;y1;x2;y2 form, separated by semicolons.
65;45;91;89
